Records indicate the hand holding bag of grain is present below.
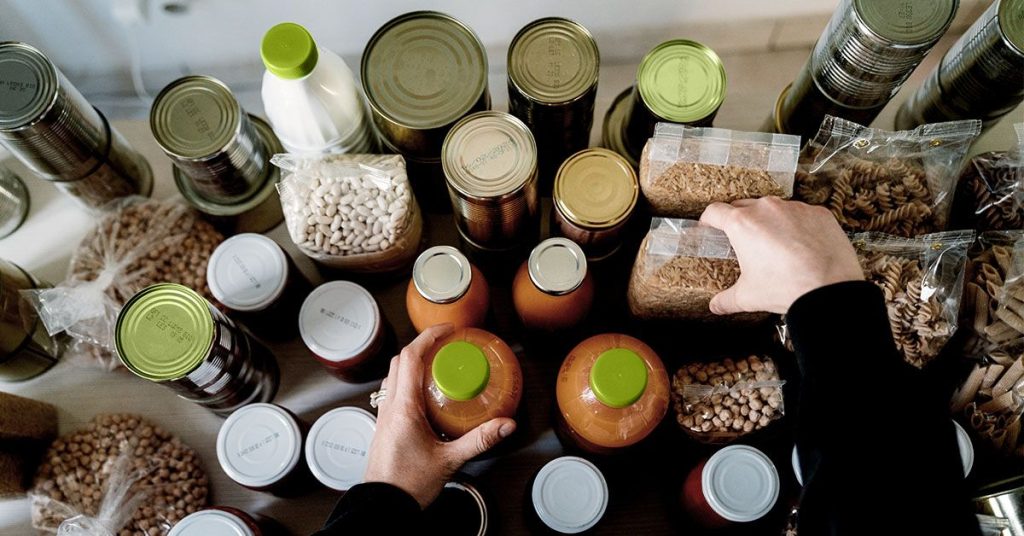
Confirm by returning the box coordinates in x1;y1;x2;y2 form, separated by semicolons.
950;346;1024;459
962;231;1024;356
639;123;800;218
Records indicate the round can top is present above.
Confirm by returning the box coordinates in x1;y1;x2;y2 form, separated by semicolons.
424;480;489;535
362;11;487;130
554;148;638;229
508;17;600;105
1000;0;1024;54
853;0;957;45
528;238;588;295
0;42;58;132
305;407;376;491
636;40;727;124
216;403;303;489
589;348;649;409
413;245;473;304
150;75;241;159
432;340;490;401
531;456;609;534
207;233;289;312
298;281;380;363
443;111;538;199
168;509;254;536
115;283;214;382
261;22;319;80
702;445;780;523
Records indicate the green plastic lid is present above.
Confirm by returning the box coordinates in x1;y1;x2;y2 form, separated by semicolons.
636;40;727;124
261;22;319;79
115;283;214;381
589;348;648;408
1000;0;1024;54
432;341;490;401
854;0;957;45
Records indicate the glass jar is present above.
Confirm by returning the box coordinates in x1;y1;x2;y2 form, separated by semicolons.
513;238;593;331
169;506;279;536
216;403;313;496
423;327;523;440
298;281;393;383
115;283;280;416
407;246;490;333
0;259;65;381
526;456;609;535
552;149;638;261
682;445;780;528
423;479;491;536
305;406;376;492
555;333;670;454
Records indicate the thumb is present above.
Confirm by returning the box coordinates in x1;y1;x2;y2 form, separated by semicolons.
709;285;742;315
445;418;516;465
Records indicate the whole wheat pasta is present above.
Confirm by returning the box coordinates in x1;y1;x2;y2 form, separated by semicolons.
955;353;1024;459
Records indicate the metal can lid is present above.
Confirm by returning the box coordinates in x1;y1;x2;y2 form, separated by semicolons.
207;233;288;312
424;480;489;535
528;238;588;295
554;148;637;229
636;40;727;124
702;445;780;522
298;281;379;363
1000;0;1024;54
853;0;957;45
150;75;241;159
115;283;214;382
413;245;473;304
361;11;487;130
531;456;609;534
168;510;255;536
443;111;537;199
508;18;599;105
953;420;974;477
305;406;376;491
0;42;58;131
601;86;639;168
216;403;303;489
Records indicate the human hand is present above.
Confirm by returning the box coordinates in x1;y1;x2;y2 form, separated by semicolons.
699;197;864;315
363;324;516;508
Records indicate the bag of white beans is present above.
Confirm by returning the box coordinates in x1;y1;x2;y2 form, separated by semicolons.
273;153;423;273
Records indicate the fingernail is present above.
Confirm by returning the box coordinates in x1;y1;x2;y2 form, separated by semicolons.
499;422;515;438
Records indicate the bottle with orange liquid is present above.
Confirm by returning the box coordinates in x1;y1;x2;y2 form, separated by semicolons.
512;238;594;331
407;246;490;333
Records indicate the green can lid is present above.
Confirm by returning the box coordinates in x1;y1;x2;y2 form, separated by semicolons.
508;17;599;105
854;0;957;45
636;40;726;124
1000;0;1024;54
432;341;490;401
261;22;319;80
589;348;648;409
0;42;58;131
150;75;240;159
115;283;214;381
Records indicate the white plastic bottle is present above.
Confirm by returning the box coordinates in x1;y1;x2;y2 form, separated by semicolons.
260;22;375;155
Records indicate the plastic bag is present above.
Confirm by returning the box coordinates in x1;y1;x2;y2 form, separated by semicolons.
853;230;974;368
950;344;1023;459
962;231;1024;356
795;115;981;237
950;150;1024;231
273;153;422;273
638;123;800;217
627;218;770;323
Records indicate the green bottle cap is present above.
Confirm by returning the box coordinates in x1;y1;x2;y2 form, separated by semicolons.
432;341;490;401
261;22;319;79
589;348;648;408
636;40;726;124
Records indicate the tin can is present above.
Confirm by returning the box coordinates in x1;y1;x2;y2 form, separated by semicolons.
525;456;608;534
0;259;65;381
216;403;314;496
169;506;280;536
443;111;540;252
407;245;491;333
682;445;780;528
552;148;638;260
115;283;280;416
0;42;152;210
305;406;376;492
974;476;1024;536
601;87;639;169
423;479;491;536
508;18;599;193
512;238;594;332
0;166;29;238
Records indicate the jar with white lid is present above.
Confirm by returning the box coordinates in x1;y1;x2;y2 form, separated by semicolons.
682;445;780;528
305;406;377;492
512;238;594;331
526;456;609;534
216;403;313;496
169;506;279;536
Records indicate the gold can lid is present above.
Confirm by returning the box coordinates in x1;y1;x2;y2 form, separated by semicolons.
442;111;537;199
150;75;241;159
1000;0;1024;54
508;18;599;105
554;148;638;229
636;40;727;124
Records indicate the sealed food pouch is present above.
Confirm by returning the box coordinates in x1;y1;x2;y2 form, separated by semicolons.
795;115;981;237
949;127;1024;231
274;153;423;273
639;123;799;218
962;231;1024;356
950;343;1024;459
991;232;1024;346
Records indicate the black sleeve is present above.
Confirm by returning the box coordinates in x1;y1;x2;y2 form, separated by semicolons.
787;281;980;536
313;482;421;535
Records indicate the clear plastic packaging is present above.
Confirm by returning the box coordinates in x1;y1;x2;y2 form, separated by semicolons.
950;150;1024;231
274;153;422;273
639;123;800;217
950;345;1023;459
795;116;981;237
963;231;1024;356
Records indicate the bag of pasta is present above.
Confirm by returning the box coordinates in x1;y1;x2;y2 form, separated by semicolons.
950;343;1023;459
795;115;981;237
962;231;1024;356
853;230;974;368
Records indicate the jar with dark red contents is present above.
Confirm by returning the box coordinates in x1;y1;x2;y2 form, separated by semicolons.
216;403;315;496
305;407;377;492
207;233;311;341
525;456;609;535
512;238;594;331
682;445;780;528
299;281;394;383
407;246;491;333
169;506;282;536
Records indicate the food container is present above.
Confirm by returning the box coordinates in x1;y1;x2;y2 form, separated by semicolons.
0;259;64;381
0;42;152;210
896;0;1024;131
169;507;279;536
0;166;28;238
423;479;491;536
507;17;599;193
443;111;540;252
423;327;523;440
555;333;670;454
513;238;594;331
602;87;639;169
682;445;780;528
526;456;609;535
974;476;1024;536
207;233;310;341
552;148;638;261
305;406;376;492
216;403;312;495
407;246;490;333
298;281;393;383
115;283;280;416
